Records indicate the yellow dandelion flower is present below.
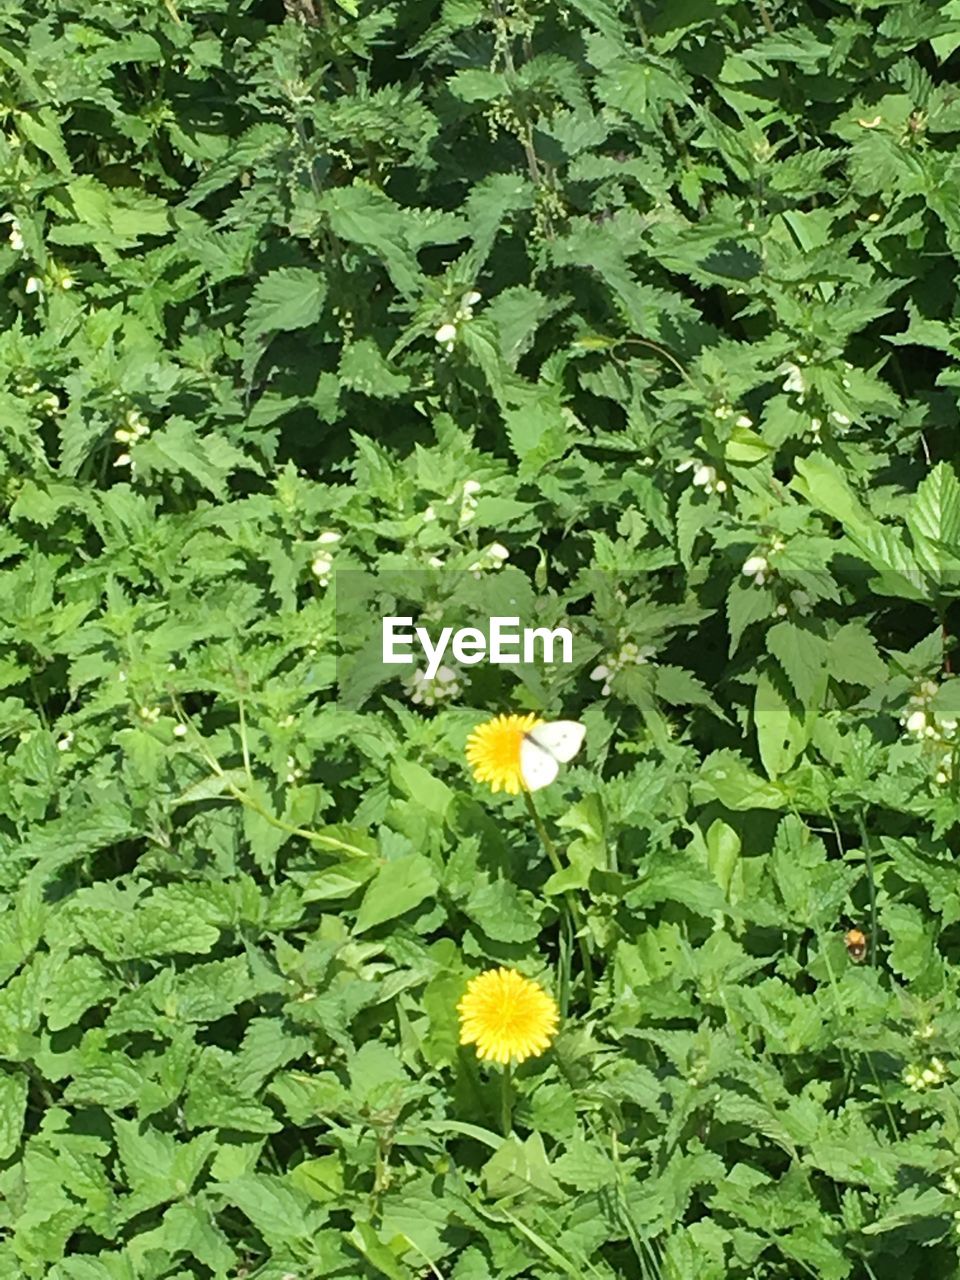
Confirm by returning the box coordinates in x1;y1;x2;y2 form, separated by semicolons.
457;967;559;1065
465;712;542;794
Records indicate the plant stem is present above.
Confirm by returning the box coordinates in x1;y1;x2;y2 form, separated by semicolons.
168;690;372;859
500;1063;513;1137
853;811;879;968
522;787;565;879
522;788;594;1001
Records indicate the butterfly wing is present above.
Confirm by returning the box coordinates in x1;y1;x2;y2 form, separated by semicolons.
519;737;560;791
520;721;586;790
525;721;586;763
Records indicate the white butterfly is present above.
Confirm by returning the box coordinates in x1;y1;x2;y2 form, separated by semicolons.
520;720;586;791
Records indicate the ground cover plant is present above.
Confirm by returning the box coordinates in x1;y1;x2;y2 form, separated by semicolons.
3;0;960;1276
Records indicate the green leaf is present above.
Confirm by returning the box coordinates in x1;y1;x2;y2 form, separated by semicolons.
18;109;74;174
243;267;327;379
482;1132;563;1200
766;621;829;713
390;760;453;818
0;1070;27;1159
354;854;438;932
705;819;741;897
695;750;788;810
212;1174;323;1245
135;420;260;500
906;460;960;578
464;879;542;942
755;669;806;779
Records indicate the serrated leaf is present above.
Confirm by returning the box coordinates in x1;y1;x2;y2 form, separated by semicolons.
696;750;787;810
242;267;327;380
354;854;438;933
0;1070;27;1159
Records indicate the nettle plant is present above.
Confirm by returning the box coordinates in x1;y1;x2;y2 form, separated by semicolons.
2;0;960;1277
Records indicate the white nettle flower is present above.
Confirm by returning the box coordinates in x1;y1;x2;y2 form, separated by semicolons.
590;641;655;696
467;542;510;575
56;731;74;752
778;361;806;396
694;464;726;494
904;709;927;736
125;408;149;438
734;414;753;428
436;290;481;350
25;275;41;295
317;530;341;546
831;411;851;426
905;1057;946;1091
742;554;769;586
676;457;727;495
590;664;613;696
434;322;457;350
311;554;333;584
114;453;132;467
173;723;188;738
1;213;24;252
457;290;481;320
406;664;462;707
460;478;482;523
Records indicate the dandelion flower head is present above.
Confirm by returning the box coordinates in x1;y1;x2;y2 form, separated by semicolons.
465;712;541;795
458;967;559;1065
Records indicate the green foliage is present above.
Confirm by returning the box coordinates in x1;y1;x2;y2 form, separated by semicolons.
2;0;960;1277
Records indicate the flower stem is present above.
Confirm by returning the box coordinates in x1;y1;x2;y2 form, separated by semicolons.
522;789;594;1002
522;787;565;878
500;1063;513;1137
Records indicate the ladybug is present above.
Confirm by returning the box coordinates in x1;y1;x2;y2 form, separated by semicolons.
844;927;868;963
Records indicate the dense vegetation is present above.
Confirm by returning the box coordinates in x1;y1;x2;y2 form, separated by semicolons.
3;0;960;1276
